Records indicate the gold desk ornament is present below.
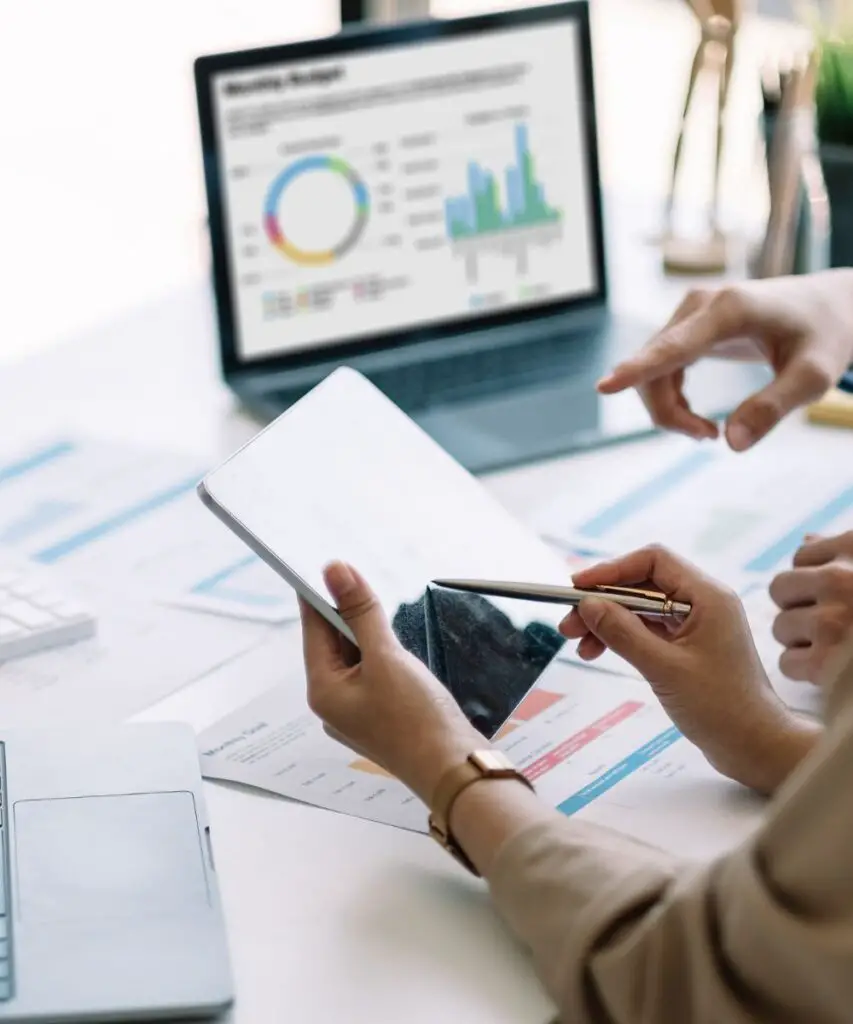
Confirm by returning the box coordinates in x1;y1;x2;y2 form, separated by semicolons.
662;0;742;275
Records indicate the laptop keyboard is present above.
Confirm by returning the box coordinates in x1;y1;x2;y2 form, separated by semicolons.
272;322;616;413
0;746;11;1000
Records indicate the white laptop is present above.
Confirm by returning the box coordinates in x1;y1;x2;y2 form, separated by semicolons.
0;723;233;1021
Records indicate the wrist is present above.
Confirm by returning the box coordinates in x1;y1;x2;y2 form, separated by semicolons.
398;721;488;804
713;707;822;795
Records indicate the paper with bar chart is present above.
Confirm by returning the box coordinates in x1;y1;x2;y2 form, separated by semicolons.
213;17;596;362
198;658;759;855
535;426;853;578
0;437;297;624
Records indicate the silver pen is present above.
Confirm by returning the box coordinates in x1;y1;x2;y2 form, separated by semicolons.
431;579;692;621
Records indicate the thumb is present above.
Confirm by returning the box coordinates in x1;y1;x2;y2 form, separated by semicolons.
578;597;667;677
726;359;829;451
323;561;393;651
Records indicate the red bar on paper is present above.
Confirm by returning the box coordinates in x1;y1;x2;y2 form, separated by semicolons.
523;701;644;782
512;688;564;722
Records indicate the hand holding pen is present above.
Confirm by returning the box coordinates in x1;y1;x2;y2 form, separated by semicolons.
552;545;817;794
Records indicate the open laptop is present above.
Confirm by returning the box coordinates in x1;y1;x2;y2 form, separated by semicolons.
195;1;764;472
0;723;232;1021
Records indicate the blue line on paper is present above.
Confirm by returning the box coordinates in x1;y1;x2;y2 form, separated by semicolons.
0;440;75;487
557;726;682;816
191;555;287;607
0;501;80;546
32;474;200;564
192;555;257;594
745;484;853;572
577;449;716;538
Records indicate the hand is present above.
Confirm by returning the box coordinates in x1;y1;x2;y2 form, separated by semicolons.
300;561;484;804
769;531;853;684
559;546;821;794
598;270;853;450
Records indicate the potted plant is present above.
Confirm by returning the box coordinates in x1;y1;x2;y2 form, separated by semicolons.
809;2;853;265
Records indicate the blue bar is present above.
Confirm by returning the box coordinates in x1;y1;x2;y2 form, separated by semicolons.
467;161;481;201
0;440;75;487
745;484;853;572
578;449;716;538
506;167;521;221
444;199;453;235
192;555;256;594
558;726;682;816
515;123;528;166
33;474;200;564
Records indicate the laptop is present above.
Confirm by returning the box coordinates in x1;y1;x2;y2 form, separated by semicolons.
0;723;232;1021
195;1;765;472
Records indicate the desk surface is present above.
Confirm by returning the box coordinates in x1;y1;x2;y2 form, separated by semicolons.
0;3;810;1021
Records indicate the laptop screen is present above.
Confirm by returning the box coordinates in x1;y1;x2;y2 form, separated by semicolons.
208;13;599;364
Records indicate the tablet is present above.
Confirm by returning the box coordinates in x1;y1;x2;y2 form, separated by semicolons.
198;368;572;737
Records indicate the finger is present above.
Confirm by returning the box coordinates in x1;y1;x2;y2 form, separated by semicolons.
323;561;394;651
769;567;822;608
778;646;817;683
300;597;347;672
577;597;670;678
772;608;817;647
638;374;718;439
558;608;587;639
793;535;844;568
573;545;700;600
597;291;745;392
725;357;831;451
577;633;605;660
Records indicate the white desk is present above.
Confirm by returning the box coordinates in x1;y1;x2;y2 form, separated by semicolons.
0;3;811;1021
3;276;835;1024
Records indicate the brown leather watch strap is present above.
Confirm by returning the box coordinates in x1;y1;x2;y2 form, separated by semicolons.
428;750;533;877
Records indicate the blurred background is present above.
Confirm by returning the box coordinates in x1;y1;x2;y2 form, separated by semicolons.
0;0;806;366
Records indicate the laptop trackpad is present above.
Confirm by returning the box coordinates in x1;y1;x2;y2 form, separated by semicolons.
15;792;209;922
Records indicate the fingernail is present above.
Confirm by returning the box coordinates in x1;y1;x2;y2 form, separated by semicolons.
579;596;606;628
727;422;754;451
324;561;355;601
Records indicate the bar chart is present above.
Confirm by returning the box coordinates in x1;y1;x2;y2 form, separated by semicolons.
444;124;563;283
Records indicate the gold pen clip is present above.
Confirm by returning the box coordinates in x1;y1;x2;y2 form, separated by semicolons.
591;585;666;601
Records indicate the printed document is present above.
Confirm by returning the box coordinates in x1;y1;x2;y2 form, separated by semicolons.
199;657;761;857
534;423;853;578
0;436;296;722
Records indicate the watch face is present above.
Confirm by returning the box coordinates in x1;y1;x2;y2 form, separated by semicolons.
469;750;514;773
392;584;566;739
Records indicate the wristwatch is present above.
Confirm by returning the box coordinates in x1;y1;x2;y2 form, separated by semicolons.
428;750;534;876
839;367;853;395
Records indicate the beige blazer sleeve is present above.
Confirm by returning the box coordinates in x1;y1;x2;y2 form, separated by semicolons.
487;647;853;1024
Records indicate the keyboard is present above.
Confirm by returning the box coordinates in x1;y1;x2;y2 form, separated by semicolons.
0;555;96;663
0;745;10;999
269;318;628;414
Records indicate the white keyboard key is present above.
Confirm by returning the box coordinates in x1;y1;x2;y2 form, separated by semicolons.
0;619;24;640
0;552;97;662
3;600;54;629
50;602;90;621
